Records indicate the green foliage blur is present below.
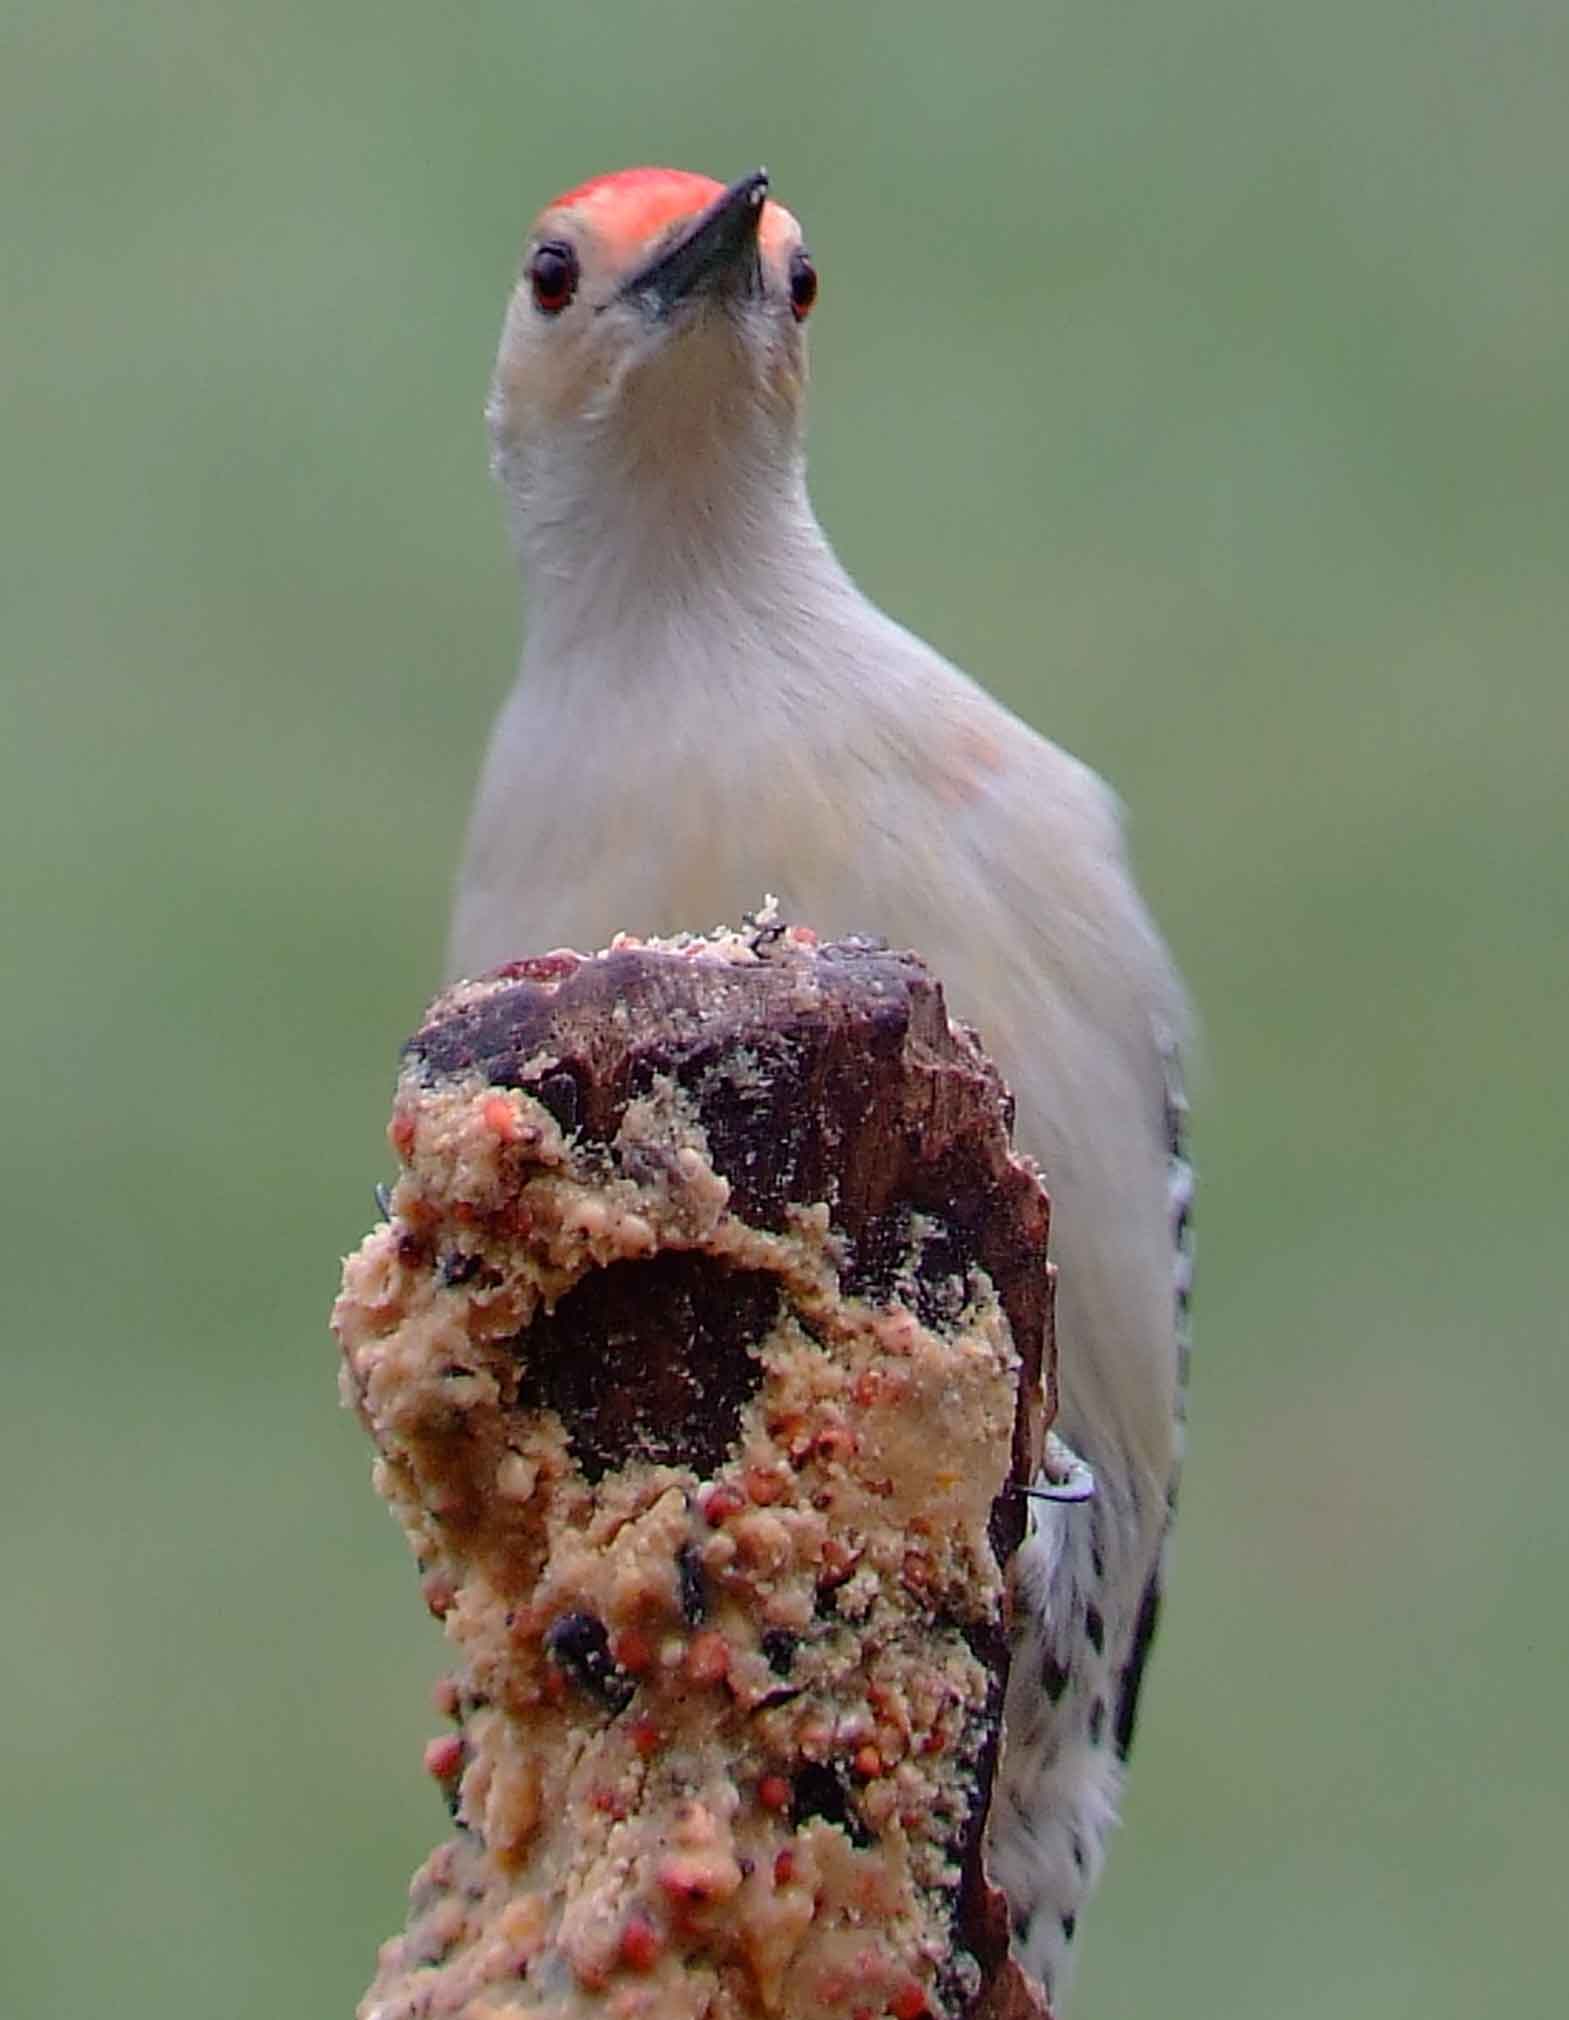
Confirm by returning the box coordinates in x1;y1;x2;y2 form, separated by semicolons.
4;3;1565;2014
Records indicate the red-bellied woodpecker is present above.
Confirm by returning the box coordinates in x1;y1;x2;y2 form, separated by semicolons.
450;166;1193;2009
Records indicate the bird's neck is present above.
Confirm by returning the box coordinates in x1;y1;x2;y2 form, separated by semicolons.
504;434;855;703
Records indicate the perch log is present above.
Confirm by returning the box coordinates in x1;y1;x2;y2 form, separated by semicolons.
332;925;1056;2020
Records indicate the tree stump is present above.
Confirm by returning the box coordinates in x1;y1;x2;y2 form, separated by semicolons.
332;925;1056;2020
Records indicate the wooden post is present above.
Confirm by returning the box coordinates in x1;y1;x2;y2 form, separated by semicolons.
333;927;1056;2020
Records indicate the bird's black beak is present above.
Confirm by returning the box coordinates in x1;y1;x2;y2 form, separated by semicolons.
619;169;768;318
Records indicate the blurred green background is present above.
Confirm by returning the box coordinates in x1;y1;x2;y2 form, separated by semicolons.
5;3;1566;2014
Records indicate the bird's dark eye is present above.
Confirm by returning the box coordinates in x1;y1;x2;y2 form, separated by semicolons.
788;248;818;322
529;240;579;316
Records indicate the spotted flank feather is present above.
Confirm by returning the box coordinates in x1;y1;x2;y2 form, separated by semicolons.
1165;1042;1196;1441
992;1038;1194;2009
1113;1042;1194;1765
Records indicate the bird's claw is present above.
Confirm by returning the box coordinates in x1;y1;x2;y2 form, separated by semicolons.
1017;1432;1096;1504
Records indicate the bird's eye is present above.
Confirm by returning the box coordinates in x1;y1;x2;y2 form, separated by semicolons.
529;240;579;316
788;248;818;322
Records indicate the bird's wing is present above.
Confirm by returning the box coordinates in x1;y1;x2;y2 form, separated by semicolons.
1111;1034;1192;1763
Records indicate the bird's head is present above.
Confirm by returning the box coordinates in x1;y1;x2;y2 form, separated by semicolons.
487;168;818;557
